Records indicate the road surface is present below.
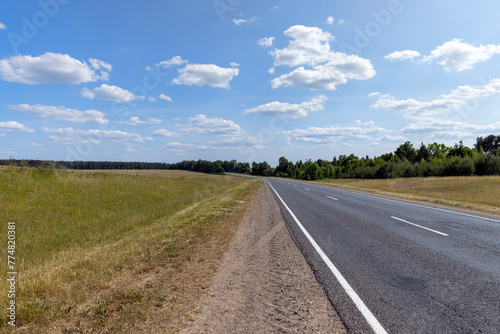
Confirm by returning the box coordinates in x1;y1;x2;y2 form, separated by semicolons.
265;177;500;334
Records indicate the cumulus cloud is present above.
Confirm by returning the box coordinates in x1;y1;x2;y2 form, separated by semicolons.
280;123;387;144
379;135;408;142
244;95;327;118
370;93;465;117
155;56;188;68
0;121;34;133
371;78;500;117
424;39;500;71
116;117;163;126
42;127;145;144
385;39;500;71
326;16;334;25
402;117;500;140
82;84;139;102
8;104;108;124
0;52;111;84
442;78;500;100
151;129;179;137
179;114;241;136
258;37;275;47
269;25;375;90
0;22;6;30
384;50;421;62
271;25;334;67
159;94;172;101
172;64;239;88
165;136;262;152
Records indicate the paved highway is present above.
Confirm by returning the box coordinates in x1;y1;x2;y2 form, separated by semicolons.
265;177;500;334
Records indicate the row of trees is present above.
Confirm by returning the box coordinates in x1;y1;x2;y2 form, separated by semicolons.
2;135;499;179
0;159;227;174
244;136;500;180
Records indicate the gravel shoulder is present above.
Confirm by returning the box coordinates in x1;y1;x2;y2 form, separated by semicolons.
181;182;346;333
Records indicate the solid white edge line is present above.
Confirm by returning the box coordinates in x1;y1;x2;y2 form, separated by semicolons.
332;188;500;223
266;180;388;334
391;216;449;236
327;196;339;201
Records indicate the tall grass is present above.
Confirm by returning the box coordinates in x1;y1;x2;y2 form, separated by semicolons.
314;176;500;214
0;167;258;330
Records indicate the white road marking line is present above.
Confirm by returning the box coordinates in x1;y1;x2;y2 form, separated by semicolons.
306;188;310;191
391;216;449;236
266;180;388;334
327;196;338;201
333;188;500;223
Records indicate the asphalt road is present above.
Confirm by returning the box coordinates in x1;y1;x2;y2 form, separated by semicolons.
264;177;500;334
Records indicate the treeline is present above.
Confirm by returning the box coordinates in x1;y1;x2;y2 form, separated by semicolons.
2;135;499;179
243;135;500;180
0;159;226;174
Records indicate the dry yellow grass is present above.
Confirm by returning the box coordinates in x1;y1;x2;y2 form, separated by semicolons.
311;176;500;215
0;167;261;333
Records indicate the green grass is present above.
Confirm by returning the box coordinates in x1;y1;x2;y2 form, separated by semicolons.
311;176;500;215
0;167;261;332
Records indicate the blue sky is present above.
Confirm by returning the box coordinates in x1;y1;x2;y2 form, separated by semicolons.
1;0;500;164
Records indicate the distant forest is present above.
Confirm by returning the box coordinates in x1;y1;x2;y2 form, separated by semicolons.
2;135;500;180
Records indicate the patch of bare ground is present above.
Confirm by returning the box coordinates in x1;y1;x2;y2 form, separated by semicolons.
181;183;346;334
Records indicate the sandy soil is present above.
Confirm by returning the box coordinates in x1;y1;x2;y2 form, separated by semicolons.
180;183;347;334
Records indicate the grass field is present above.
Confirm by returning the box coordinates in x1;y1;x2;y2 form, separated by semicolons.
311;176;500;215
0;167;261;332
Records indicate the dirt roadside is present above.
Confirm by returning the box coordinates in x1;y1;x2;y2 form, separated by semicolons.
180;183;347;333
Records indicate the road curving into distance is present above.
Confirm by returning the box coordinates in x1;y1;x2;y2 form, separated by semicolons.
265;177;500;334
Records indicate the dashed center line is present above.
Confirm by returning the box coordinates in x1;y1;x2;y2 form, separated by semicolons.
327;196;338;201
391;216;449;236
305;188;310;191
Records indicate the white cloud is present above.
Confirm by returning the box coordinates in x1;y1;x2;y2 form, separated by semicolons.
0;121;34;133
233;16;260;25
338;19;345;25
371;78;500;117
402;117;500;140
42;127;145;144
271;25;334;67
384;50;421;62
269;25;375;90
0;22;6;30
424;39;500;71
244;95;327;118
159;94;172;101
271;53;375;90
179;114;241;136
268;67;275;74
258;37;275;47
280;123;387;144
370;93;465;116
326;16;334;25
89;58;112;72
156;56;188;68
165;136;262;152
0;52;110;84
116;117;163;126
82;84;139;102
151;129;179;137
172;64;239;88
442;78;500;100
9;104;107;124
148;96;157;102
379;135;408;142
